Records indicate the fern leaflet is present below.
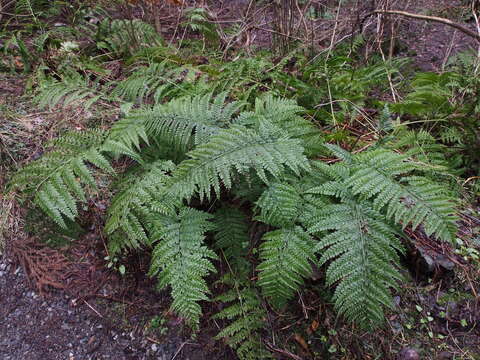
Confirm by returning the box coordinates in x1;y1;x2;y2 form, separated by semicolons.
257;227;315;307
306;192;404;327
149;207;217;330
10;130;113;228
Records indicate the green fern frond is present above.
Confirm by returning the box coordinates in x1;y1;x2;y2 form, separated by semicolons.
252;96;305;123
397;176;458;240
307;198;404;327
439;126;464;145
182;7;220;44
213;206;250;260
386;128;450;170
308;159;350;183
149;207;216;330
35;72;108;110
322;143;353;164
235;96;323;155
257;227;315;307
10;130;112;228
97;19;162;58
135;92;244;151
234;96;302;126
213;57;272;101
112;62;170;103
168;123;310;201
214;285;270;360
377;104;394;135
107;116;149;154
105;160;178;253
345;149;458;242
112;62;207;103
394;72;457;116
255;182;301;227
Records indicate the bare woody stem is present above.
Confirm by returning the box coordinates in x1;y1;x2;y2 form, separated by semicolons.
373;9;480;43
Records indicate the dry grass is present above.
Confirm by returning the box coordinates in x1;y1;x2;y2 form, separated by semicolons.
0;194;15;255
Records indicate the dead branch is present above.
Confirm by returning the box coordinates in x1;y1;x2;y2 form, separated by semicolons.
373;9;480;43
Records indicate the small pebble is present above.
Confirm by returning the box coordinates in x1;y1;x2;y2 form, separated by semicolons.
437;351;452;360
398;348;420;360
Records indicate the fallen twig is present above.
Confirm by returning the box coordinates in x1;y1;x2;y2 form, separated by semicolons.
265;341;304;360
171;341;197;360
372;9;480;43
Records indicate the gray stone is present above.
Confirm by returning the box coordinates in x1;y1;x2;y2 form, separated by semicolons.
436;255;455;270
398;348;420;360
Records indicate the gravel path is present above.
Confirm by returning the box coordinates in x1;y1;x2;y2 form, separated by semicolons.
0;255;189;360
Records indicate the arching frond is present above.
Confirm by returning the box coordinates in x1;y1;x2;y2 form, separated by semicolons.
346;149;458;242
35;72;108;110
257;227;315;307
10;130;112;228
307;196;404;328
131;92;245;152
168;123;310;201
149;207;216;330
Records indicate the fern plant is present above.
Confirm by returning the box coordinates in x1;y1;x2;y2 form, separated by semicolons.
34;71;111;110
149;207;217;330
112;61;211;103
214;278;271;359
212;207;270;359
390;61;480;183
96;19;163;59
10;91;459;358
182;7;221;46
257;227;316;307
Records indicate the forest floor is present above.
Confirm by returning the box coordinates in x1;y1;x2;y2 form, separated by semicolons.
0;75;232;360
0;255;189;360
1;0;480;359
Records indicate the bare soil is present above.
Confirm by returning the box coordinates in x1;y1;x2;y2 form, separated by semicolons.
0;255;178;360
0;247;227;360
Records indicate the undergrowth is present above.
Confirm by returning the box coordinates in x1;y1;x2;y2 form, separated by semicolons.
2;2;479;359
